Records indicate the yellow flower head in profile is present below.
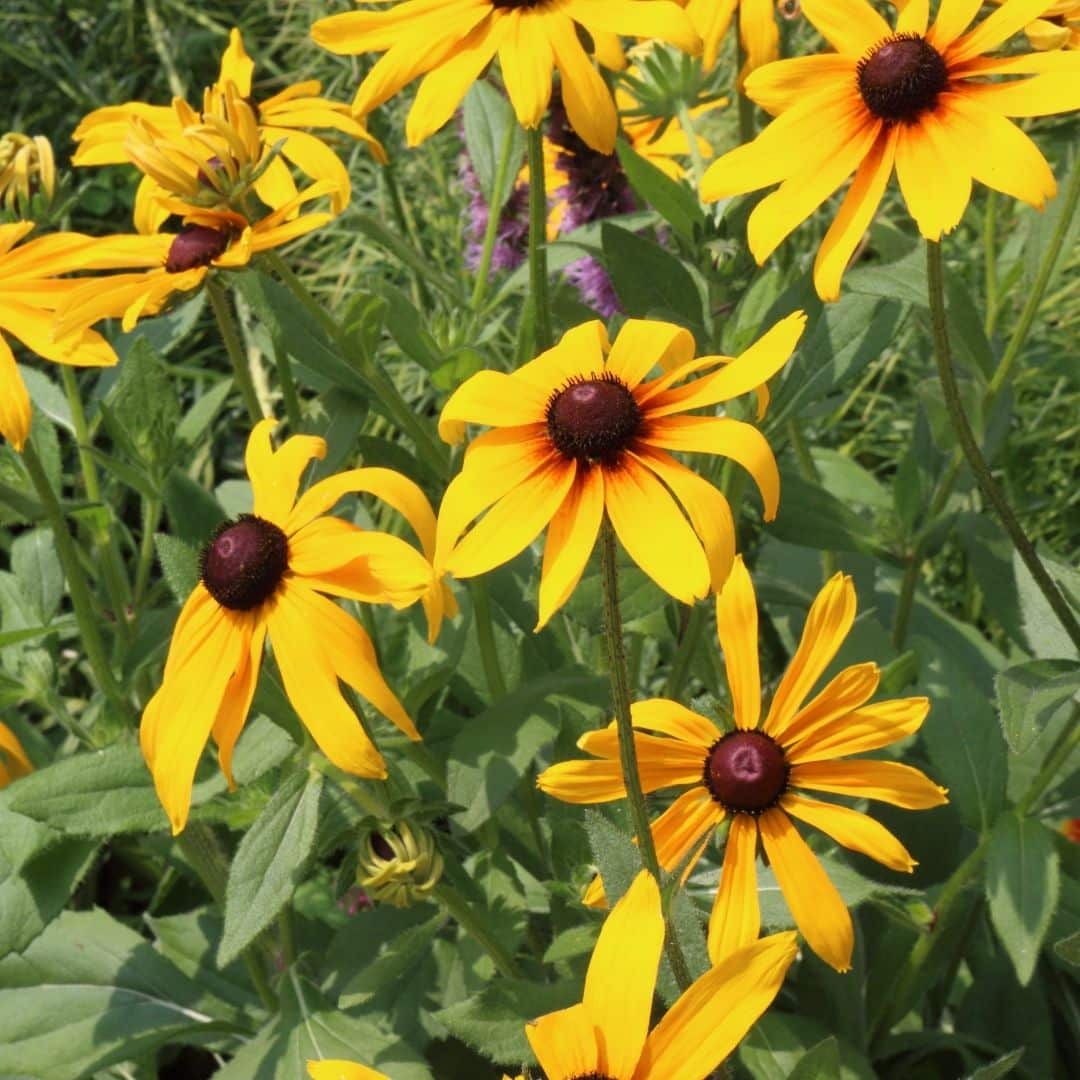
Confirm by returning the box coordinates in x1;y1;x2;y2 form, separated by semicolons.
0;222;118;452
311;0;702;154
701;0;1080;301
54;185;335;336
0;720;32;788
525;870;796;1080
142;419;450;835
0;133;56;215
539;557;948;972
73;28;383;227
435;314;805;630
307;1062;387;1080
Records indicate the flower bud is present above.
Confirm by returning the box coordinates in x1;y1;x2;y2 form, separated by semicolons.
356;820;443;908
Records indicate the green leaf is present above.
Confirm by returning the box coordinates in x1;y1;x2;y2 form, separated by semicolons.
964;1048;1025;1080
434;977;579;1066
163;466;226;547
995;658;1080;754
154;532;201;602
463;80;525;212
616;136;704;244
769;470;891;558
337;910;446;1008
10;528;62;624
1053;929;1080;967
17;366;73;434
1013;548;1080;660
740;1013;875;1080
176;377;234;447
112;290;206;359
985;813;1059;986
446;671;605;831
0;908;232;1080
219;769;322;966
846;245;927;306
216;973;429;1080
2;721;293;836
602;222;705;331
584;809;640;908
787;1037;841;1080
104;336;180;471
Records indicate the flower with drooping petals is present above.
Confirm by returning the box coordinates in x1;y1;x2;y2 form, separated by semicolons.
701;0;1080;300
539;556;948;972
142;419;450;834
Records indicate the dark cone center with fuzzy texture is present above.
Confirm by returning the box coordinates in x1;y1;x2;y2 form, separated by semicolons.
200;514;288;611
704;731;788;814
166;225;230;274
857;33;947;123
547;375;641;464
370;832;395;860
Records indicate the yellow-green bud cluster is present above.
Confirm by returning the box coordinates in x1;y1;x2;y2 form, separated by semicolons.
356;820;443;908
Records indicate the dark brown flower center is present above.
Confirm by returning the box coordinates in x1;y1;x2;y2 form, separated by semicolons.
704;731;788;814
546;374;641;464
857;33;947;123
370;831;395;859
200;514;288;611
165;225;230;274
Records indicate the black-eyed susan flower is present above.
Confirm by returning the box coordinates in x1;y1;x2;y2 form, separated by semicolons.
435;314;805;629
0;222;118;452
54;186;334;335
539;556;947;972
142;419;449;835
307;1062;387;1080
0;720;32;788
523;869;796;1080
701;0;1080;301
73;28;383;224
311;0;702;153
680;0;781;74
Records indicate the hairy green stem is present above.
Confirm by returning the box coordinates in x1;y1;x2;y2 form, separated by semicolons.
989;153;1080;400
271;337;304;433
470;121;518;312
207;278;263;425
982;189;999;337
382;161;434;310
927;241;1080;651
133;498;162;607
262;250;336;337
600;521;694;991
177;824;278;1011
432;882;519;978
21;441;128;716
469;579;507;698
734;13;754;145
525;125;553;352
676;102;706;188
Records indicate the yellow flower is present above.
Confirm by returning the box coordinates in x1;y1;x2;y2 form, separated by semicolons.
73;28;383;226
701;0;1080;301
0;721;32;787
54;185;334;336
311;0;702;154
0;222;118;452
141;419;448;835
680;0;781;74
989;0;1080;48
435;314;805;629
539;557;948;972
525;870;797;1080
0;133;56;214
307;1062;387;1080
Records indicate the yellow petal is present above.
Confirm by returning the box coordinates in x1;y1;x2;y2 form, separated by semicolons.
306;1060;388;1080
445;455;576;578
948;0;1061;64
605;319;695;390
634;932;798;1080
896;0;929;34
787;696;931;764
777;661;880;749
739;0;781;78
744;54;853;116
762;573;856;737
631;446;735;593
758;807;854;972
957;72;1080;117
245;420;327;528
799;0;892;55
605;459;710;605
537;466;604;630
499;11;555;128
640;416;780;521
0;720;32;783
438;370;549;444
274;129;351;214
514;321;608;391
927;0;982;50
894;115;971;241
814;126;899;302
526;1004;601;1080
790;759;949;809
651;786;724;878
571;0;702;53
583;870;664;1080
630;699;722;747
686;0;737;70
218;29;255;96
266;587;387;778
715;556;762;731
547;11;618;153
707;814;761;963
212;620;267;789
0;334;31;452
781;793;916;873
